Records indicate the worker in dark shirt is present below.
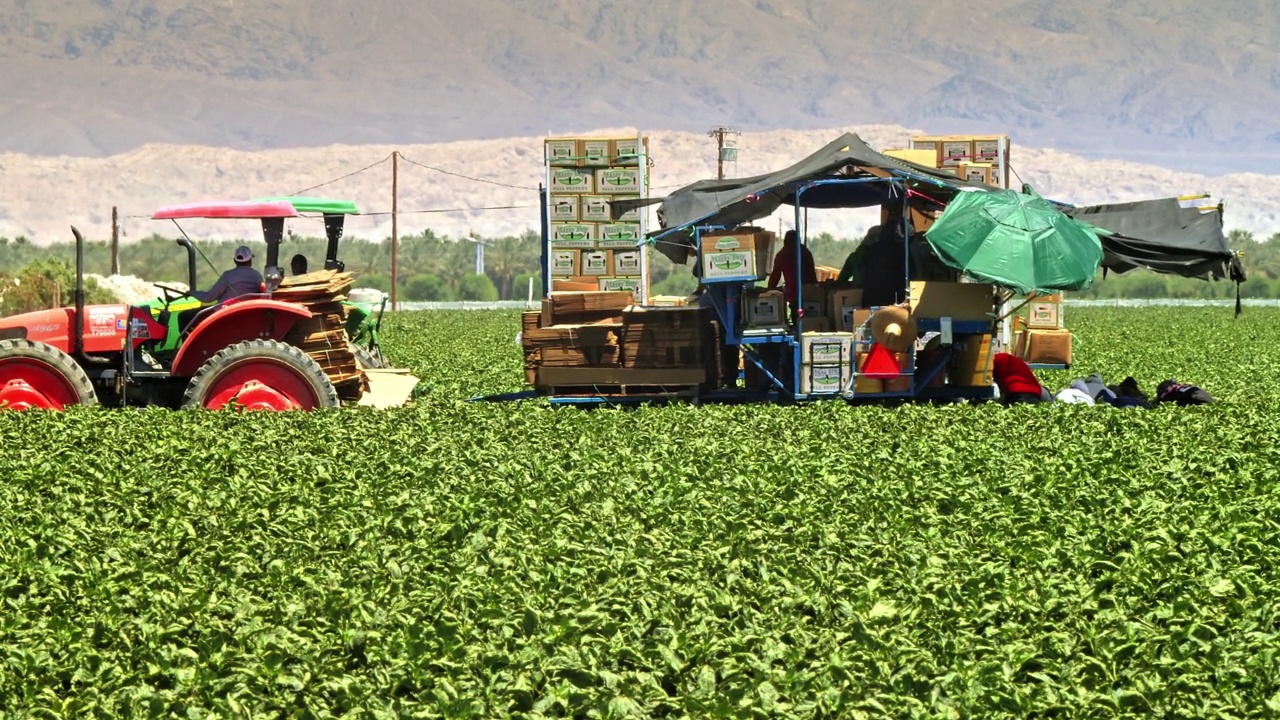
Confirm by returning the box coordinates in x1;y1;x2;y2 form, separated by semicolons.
861;206;909;307
193;245;264;303
766;230;818;316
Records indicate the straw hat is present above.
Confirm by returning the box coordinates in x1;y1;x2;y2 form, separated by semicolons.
870;305;918;353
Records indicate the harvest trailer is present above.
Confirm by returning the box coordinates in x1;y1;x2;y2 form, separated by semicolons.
502;132;1241;407
506;135;1002;406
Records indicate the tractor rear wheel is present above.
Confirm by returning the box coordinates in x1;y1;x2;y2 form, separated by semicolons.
181;339;339;411
0;339;98;410
349;342;385;370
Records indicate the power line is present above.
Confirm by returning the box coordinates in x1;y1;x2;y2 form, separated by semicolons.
396;154;537;191
289;153;395;196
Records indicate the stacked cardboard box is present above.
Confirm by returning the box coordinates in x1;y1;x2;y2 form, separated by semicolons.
1027;293;1064;329
699;228;777;281
800;331;854;395
743;288;785;327
827;287;864;332
1018;329;1073;365
906;134;1011;188
545;136;650;297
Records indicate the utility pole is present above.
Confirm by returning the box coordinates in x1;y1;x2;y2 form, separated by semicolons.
707;126;740;180
469;230;484;275
110;206;120;275
390;151;399;311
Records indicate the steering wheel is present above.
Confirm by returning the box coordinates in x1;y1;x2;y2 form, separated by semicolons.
153;283;188;307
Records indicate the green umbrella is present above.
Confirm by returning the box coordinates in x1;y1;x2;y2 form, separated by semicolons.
924;186;1104;296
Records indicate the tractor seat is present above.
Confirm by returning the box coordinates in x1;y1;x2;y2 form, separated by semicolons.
176;307;206;336
177;304;223;341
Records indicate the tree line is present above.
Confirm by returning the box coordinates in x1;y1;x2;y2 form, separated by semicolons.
1;227;1276;308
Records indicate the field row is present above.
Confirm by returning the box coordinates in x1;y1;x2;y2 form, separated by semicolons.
1;307;1277;716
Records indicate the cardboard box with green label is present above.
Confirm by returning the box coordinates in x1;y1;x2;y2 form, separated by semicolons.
700;231;766;281
545;139;578;166
581;250;611;277
594;168;641;195
550;223;597;248
580;139;611;167
597;223;643;249
599;276;643;293
549;249;579;277
549;195;579;222
550;167;595;194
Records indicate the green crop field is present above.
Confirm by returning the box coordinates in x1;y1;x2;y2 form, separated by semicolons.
2;307;1279;717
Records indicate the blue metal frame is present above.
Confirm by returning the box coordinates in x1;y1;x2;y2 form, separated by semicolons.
788;177;914;401
538;185;551;298
505;168;1007;407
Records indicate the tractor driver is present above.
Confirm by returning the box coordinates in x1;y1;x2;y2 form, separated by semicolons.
193;245;264;304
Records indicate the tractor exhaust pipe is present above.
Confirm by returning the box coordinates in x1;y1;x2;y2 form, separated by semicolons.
71;226;111;365
323;214;345;271
176;237;197;290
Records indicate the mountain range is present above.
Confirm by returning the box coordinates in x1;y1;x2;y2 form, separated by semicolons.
2;0;1279;175
2;124;1278;246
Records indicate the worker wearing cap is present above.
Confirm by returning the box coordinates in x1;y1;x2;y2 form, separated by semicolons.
193;245;264;303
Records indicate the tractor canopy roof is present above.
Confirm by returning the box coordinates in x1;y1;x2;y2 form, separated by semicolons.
152;200;300;220
256;197;360;215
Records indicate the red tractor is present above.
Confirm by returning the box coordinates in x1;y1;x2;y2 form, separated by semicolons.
0;201;341;411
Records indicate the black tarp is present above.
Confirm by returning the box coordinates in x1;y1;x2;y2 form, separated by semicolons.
1065;197;1244;282
628;133;1244;290
635;132;986;264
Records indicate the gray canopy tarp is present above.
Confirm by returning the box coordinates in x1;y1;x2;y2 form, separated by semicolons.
1065;197;1244;282
622;132;986;264
618;133;1244;294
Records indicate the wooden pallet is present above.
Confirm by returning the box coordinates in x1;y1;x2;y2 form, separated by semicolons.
543;384;702;398
536;366;706;391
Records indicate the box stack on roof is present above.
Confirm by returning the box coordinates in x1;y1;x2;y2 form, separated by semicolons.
275;270;366;400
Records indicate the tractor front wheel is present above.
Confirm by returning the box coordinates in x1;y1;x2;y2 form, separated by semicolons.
182;339;339;411
0;339;98;410
349;342;386;370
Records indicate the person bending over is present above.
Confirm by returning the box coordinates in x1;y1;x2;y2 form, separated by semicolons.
993;352;1047;404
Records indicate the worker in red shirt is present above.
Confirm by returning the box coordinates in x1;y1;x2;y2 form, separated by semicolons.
767;230;818;317
992;352;1046;404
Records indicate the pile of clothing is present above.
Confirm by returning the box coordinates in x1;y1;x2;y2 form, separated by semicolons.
1055;374;1215;408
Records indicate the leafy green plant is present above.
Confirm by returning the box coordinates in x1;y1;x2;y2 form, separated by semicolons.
1;307;1278;716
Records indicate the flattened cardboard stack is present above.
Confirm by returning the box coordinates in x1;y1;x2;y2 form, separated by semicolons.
523;324;621;368
704;319;736;389
275;270;366;400
523;291;710;392
540;291;633;327
620;306;703;369
523;291;631;387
